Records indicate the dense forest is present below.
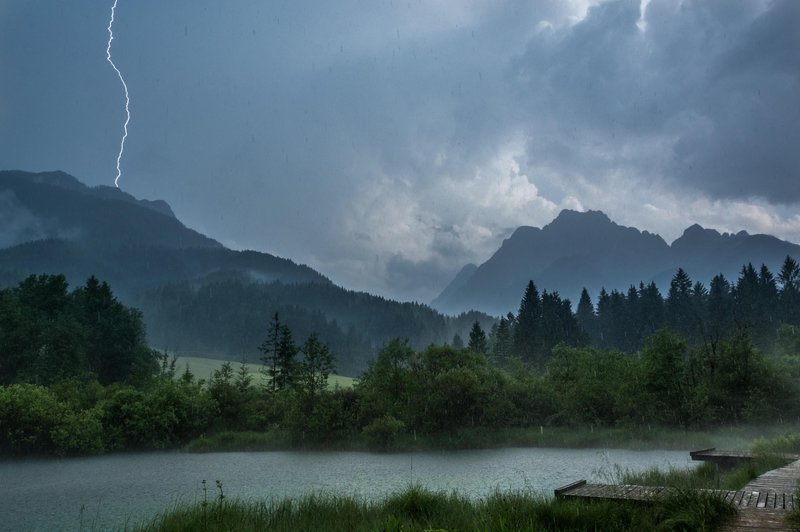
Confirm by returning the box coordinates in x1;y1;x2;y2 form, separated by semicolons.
1;258;799;456
489;257;800;369
138;274;495;375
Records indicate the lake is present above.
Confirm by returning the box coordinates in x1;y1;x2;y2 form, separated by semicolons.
0;448;694;531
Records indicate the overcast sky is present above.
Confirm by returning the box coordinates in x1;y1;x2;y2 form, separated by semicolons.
1;0;798;302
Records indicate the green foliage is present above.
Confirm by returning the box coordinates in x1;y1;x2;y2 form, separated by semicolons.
49;407;105;455
183;430;292;453
0;274;159;386
547;345;634;426
100;379;216;450
467;321;487;355
0;384;104;455
750;432;800;455
362;414;405;449
139;485;736;532
296;333;335;401
639;329;688;426
0;384;65;453
141;279;496;376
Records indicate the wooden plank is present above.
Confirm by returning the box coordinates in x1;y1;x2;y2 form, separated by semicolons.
757;490;767;508
554;479;586;497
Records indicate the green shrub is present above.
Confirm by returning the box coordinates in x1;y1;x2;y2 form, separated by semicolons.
362;414;405;449
50;407;105;455
0;384;65;453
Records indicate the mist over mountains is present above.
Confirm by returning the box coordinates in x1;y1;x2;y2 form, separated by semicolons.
0;170;490;374
0;170;327;294
433;210;800;316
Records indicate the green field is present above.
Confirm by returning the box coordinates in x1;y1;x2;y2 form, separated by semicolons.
173;355;355;388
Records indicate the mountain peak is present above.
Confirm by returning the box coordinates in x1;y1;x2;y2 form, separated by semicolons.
552;209;611;225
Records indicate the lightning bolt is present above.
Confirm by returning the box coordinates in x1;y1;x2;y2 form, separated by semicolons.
106;0;130;188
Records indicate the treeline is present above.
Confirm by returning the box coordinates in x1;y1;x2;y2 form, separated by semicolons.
5;326;795;456
484;257;800;368
139;277;494;375
0;274;160;386
2;270;799;457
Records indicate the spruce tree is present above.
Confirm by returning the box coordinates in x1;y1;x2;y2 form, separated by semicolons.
491;317;512;363
275;325;299;390
258;312;282;391
575;288;597;343
513;281;541;366
666;268;694;338
778;256;800;324
467;321;488;355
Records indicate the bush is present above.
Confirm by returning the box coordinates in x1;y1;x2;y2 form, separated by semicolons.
0;384;65;454
362;414;405;449
50;407;105;455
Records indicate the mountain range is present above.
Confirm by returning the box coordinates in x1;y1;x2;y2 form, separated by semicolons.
0;170;326;297
0;170;490;374
432;209;800;316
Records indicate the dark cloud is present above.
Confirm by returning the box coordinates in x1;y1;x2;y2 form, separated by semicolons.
511;0;800;203
1;0;798;301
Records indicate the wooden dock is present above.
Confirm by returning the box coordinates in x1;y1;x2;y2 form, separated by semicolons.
554;458;800;531
690;448;799;469
555;481;796;510
691;448;754;468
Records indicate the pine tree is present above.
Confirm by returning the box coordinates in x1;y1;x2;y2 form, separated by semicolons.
513;281;541;366
467;321;488;355
451;333;464;349
734;263;759;330
575;288;597;344
639;281;665;336
778;256;800;324
258;313;282;391
275;325;299;390
596;288;612;347
758;264;779;327
666;268;694;338
707;274;733;344
490;317;512;363
623;285;642;351
297;332;335;401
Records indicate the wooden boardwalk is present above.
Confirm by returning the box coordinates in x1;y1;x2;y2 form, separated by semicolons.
724;459;800;531
555;458;800;531
691;448;800;469
555;481;796;510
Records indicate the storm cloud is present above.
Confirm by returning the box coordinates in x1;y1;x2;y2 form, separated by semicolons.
1;0;798;301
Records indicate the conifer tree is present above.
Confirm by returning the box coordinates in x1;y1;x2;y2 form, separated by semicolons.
513;281;541;365
467;321;487;355
575;288;597;343
778;256;800;324
258;313;282;391
490;317;512;363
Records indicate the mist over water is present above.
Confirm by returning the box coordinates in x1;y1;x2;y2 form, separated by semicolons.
0;448;693;531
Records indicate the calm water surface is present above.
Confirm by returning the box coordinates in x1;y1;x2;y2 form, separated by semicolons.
0;448;694;531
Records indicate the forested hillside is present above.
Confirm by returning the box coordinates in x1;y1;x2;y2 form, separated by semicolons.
0;171;494;373
139;275;496;376
480;256;800;373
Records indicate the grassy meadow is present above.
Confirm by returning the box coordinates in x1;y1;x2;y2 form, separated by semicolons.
173;355;355;389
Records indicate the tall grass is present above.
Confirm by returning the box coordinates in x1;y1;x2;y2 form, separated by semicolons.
616;454;793;491
183;424;800;454
183;431;293;453
750;432;800;455
138;484;735;532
